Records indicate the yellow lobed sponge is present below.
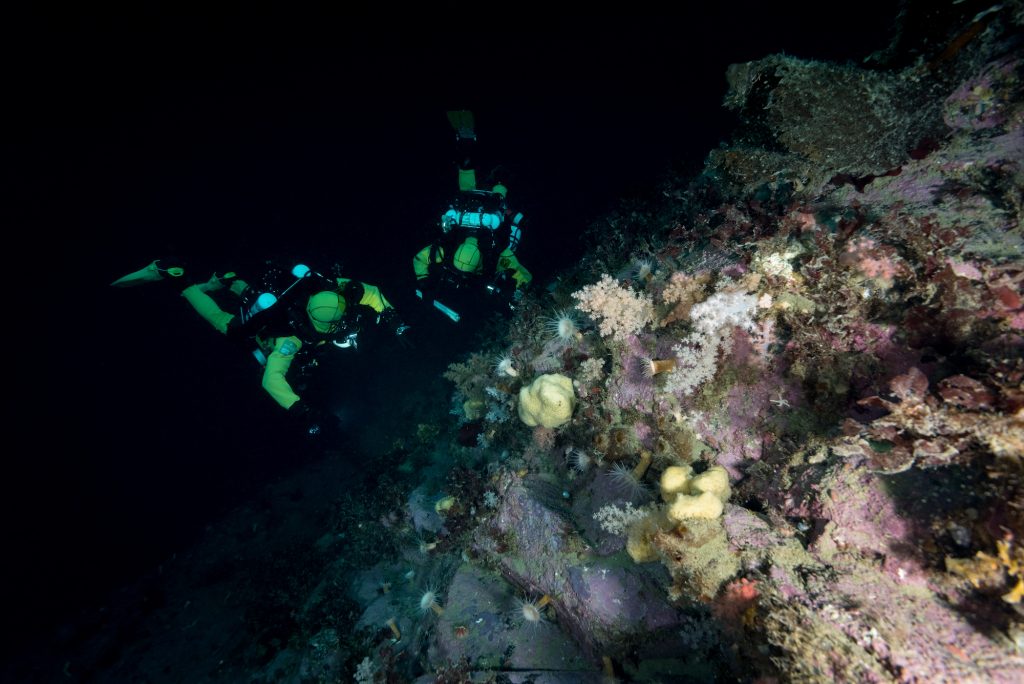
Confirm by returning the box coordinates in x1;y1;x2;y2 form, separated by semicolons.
660;465;693;501
662;465;732;521
688;466;731;503
667;491;724;521
518;373;576;428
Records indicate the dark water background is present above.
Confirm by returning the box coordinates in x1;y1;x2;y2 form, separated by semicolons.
7;3;898;659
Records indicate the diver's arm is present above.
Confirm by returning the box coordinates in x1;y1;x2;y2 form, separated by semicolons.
413;246;442;282
334;278;394;314
458;167;476;192
261;336;303;409
497;249;532;289
506;211;525;254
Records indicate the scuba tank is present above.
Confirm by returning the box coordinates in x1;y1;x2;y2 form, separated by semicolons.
238;263;311;327
441;208;502;232
440;189;507;234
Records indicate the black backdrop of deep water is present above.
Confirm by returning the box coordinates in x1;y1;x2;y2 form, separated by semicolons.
7;4;899;657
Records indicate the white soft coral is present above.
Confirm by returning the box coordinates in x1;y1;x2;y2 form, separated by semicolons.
664;289;759;397
689;290;758;335
571;274;654;342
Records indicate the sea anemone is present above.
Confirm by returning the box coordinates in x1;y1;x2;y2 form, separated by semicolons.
633;258;656;283
544;309;581;344
632;450;653;481
642;356;677;378
608;462;648;498
517;594;552;625
418;588;445;616
385;617;401;640
565;447;593;473
494;353;519;377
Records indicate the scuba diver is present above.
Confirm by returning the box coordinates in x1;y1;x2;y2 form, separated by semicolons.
111;257;409;437
412;110;533;323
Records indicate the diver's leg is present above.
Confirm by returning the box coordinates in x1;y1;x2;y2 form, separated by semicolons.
180;285;236;335
110;257;188;288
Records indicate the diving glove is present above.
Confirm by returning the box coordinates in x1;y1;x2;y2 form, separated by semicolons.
289;400;337;440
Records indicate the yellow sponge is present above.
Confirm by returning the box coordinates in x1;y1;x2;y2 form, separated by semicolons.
667;491;724;521
518;373;576;428
660;465;693;501
688;466;731;503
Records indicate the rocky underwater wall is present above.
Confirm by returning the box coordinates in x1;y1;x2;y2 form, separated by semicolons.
300;4;1024;682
